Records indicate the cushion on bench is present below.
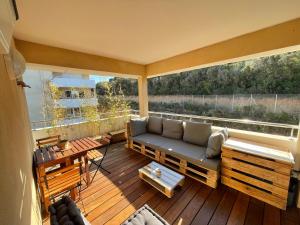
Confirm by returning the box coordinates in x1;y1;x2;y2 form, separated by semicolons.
147;116;163;134
162;119;183;140
132;133;220;171
121;204;169;225
158;138;220;171
183;121;212;146
130;119;147;137
132;133;171;149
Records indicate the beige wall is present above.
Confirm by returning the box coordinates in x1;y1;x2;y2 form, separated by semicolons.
15;39;145;77
0;55;41;225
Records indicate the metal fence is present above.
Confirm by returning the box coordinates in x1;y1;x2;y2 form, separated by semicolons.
126;94;300;114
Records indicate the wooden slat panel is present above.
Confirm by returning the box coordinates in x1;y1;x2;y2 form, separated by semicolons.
221;176;286;210
222;167;288;199
222;157;290;189
222;147;291;175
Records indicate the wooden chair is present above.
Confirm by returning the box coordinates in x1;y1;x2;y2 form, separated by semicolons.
36;135;61;148
87;137;111;183
40;162;82;212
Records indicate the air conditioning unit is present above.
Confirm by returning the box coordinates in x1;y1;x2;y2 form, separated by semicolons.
0;0;18;54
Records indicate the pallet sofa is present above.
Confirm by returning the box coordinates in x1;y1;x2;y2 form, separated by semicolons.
126;117;228;188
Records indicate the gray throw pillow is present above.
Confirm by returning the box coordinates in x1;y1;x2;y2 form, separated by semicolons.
183;121;212;146
130;119;147;137
206;132;225;158
162;119;183;140
147;117;163;134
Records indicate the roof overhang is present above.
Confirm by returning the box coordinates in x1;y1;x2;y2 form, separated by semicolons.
15;18;300;78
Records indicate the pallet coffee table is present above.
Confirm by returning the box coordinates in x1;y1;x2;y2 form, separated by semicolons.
139;161;185;198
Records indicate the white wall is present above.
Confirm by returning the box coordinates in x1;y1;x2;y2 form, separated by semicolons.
23;69;52;122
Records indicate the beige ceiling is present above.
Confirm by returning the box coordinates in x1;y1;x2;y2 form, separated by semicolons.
14;0;300;65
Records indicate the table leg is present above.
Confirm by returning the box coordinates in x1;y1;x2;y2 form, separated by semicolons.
84;154;91;186
38;165;46;203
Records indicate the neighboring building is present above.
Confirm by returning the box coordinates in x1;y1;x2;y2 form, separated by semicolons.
23;69;97;128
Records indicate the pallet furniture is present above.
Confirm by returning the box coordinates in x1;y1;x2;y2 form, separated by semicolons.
138;161;185;198
221;138;294;210
109;129;126;143
127;139;219;188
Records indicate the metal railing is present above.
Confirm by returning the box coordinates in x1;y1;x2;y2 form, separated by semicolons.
131;110;299;137
31;109;299;137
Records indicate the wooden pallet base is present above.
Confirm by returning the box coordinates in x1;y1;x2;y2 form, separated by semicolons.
221;146;292;210
128;139;219;188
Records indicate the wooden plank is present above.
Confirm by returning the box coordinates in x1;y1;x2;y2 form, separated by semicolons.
106;189;157;225
154;178;193;216
222;148;291;175
263;204;280;225
226;192;250;225
221;176;286;210
173;185;212;225
208;188;238;225
89;184;151;224
244;198;264;225
221;167;288;199
85;180;145;221
163;183;201;224
222;157;290;189
190;185;226;225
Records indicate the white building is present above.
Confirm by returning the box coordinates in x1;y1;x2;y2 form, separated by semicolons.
23;69;97;128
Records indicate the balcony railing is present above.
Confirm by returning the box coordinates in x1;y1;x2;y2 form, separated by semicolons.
131;110;299;137
31;109;299;137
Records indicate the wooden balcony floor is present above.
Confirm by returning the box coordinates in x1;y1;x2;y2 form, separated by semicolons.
43;142;300;225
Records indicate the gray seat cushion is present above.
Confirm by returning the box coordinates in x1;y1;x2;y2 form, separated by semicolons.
122;204;169;225
206;132;225;158
162;119;183;140
130;119;147;137
158;138;220;171
132;133;171;149
147;117;163;134
132;133;219;171
183;121;212;147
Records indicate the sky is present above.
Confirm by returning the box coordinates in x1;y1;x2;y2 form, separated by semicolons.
89;75;113;83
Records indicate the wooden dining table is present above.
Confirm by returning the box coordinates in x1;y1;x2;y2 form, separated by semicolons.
34;137;104;188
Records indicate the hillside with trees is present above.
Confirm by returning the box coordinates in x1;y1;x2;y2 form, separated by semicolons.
96;51;300;136
97;51;300;96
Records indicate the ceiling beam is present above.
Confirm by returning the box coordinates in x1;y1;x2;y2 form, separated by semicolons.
146;18;300;77
14;39;145;77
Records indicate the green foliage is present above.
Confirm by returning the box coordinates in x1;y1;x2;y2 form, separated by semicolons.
104;51;300;96
97;81;131;129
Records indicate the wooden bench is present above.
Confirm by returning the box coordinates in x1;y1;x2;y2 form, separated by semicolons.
221;138;294;210
127;139;219;188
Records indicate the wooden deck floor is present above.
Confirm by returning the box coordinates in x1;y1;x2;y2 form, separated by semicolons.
43;142;300;225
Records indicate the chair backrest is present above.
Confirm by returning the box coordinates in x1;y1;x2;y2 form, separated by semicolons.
42;162;81;196
36;135;61;148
